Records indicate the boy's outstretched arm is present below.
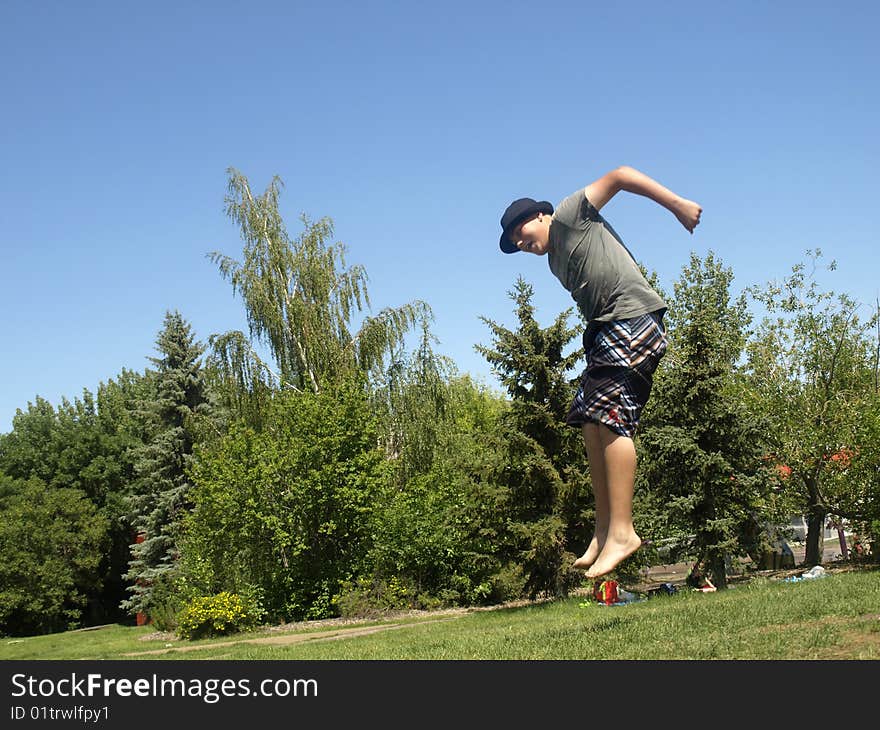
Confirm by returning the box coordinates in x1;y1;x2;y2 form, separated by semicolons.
584;166;703;233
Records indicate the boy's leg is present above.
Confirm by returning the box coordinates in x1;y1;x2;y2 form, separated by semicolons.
570;312;665;576
584;425;641;579
573;422;608;569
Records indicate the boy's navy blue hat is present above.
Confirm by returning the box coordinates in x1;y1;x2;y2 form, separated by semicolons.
499;197;554;253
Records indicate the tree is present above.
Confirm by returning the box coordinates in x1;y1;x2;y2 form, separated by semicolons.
0;373;154;624
360;365;517;609
849;371;880;556
851;308;880;556
476;276;590;598
426;377;519;602
207;168;430;408
0;476;108;636
372;319;453;484
181;379;388;621
639;252;781;588
122;311;212;618
0;397;62;485
746;251;879;565
91;369;157;618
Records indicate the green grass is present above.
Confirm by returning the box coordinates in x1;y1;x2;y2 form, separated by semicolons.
3;567;879;660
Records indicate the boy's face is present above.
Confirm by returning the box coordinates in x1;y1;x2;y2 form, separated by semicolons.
510;213;551;255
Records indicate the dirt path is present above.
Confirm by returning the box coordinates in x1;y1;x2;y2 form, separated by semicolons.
124;616;464;657
126;595;566;657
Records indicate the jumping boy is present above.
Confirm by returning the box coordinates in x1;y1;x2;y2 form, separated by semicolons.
497;166;702;578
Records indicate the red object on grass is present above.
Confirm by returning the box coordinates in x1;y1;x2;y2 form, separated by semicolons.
593;580;619;605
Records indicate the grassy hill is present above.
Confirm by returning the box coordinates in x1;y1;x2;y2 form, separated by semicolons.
2;564;878;661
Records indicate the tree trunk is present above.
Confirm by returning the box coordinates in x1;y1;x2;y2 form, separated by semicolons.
836;523;849;560
803;472;828;566
709;555;727;591
804;512;825;566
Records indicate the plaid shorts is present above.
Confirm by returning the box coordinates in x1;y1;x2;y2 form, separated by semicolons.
565;311;668;438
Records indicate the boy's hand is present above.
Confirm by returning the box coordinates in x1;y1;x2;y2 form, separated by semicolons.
674;198;702;234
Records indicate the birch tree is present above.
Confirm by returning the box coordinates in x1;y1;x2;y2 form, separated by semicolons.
208;169;430;406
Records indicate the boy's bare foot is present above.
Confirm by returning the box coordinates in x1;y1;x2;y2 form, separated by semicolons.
573;536;602;570
585;534;642;579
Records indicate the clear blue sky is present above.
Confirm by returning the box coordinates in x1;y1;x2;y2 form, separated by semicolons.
2;1;878;433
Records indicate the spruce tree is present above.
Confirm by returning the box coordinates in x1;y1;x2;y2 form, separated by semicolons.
639;252;780;588
477;277;591;598
122;311;211;617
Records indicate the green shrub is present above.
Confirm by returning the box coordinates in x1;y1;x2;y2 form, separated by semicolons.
336;576;416;618
148;599;182;634
485;563;527;603
176;591;264;640
144;572;185;633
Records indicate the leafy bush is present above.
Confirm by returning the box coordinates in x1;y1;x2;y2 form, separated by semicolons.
182;383;388;622
176;591;264;640
336;575;416;618
482;563;527;604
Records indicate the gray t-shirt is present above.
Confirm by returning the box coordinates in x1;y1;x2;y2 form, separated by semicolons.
548;189;667;333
